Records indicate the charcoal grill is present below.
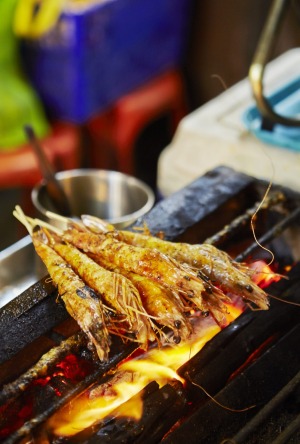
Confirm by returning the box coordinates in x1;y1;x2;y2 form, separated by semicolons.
1;165;300;444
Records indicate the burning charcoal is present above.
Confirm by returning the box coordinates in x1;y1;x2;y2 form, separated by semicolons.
78;381;187;444
178;309;254;380
0;333;87;406
163;325;300;444
182;298;300;406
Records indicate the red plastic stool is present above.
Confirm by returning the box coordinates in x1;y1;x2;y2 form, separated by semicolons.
0;121;81;222
0;122;81;189
87;70;187;175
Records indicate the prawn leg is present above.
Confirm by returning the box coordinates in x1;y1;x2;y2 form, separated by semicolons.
124;272;193;344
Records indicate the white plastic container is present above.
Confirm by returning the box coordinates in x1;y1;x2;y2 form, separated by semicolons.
158;49;300;197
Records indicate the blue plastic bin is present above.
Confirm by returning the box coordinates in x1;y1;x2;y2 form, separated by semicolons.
21;0;191;123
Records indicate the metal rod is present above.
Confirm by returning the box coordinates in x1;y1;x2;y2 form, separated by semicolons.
0;333;85;406
223;370;300;444
204;192;285;246
272;412;300;444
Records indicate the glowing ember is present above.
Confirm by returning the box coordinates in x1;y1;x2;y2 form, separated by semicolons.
0;354;95;440
249;260;282;288
224;303;244;323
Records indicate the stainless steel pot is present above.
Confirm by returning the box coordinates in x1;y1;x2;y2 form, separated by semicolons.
32;169;155;229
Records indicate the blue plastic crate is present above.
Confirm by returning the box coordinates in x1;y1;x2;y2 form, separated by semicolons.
21;0;191;123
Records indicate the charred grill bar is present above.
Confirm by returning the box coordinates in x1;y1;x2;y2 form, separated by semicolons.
1;166;300;443
166;264;300;444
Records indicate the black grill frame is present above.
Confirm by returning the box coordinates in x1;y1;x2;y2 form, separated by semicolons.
1;165;300;443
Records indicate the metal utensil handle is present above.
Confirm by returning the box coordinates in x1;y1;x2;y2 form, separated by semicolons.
249;0;300;127
24;125;71;216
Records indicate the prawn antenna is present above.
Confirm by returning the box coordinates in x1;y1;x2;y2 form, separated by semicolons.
250;139;277;267
268;293;300;307
250;179;275;266
211;73;228;92
188;376;256;413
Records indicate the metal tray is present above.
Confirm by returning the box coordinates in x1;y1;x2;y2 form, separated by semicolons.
0;236;46;308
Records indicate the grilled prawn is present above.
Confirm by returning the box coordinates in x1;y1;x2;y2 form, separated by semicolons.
63;227;231;326
42;228;155;349
123;272;193;343
31;227;111;361
82;215;269;310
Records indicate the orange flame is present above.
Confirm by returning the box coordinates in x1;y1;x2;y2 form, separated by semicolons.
48;319;223;438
